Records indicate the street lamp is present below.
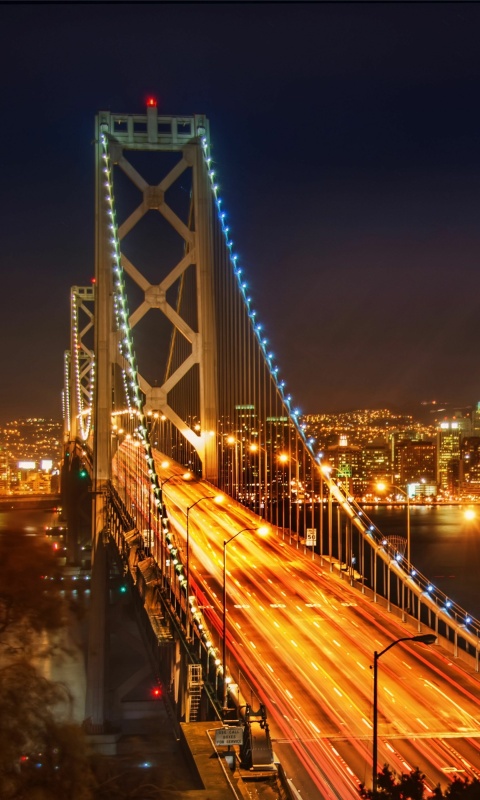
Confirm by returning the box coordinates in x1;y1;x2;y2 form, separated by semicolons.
161;469;192;491
226;436;242;500
278;451;302;546
222;525;269;713
186;494;224;638
321;465;334;571
157;467;192;579
317;451;325;565
372;633;436;798
320;464;348;572
248;442;271;520
278;453;289;538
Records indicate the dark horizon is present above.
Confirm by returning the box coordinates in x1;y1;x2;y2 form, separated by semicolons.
1;398;475;429
1;4;480;420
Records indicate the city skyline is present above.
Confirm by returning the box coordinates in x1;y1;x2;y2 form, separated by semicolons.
3;406;480;500
1;4;480;420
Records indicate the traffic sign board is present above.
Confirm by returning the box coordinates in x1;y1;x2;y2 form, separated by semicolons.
215;726;244;746
306;528;317;545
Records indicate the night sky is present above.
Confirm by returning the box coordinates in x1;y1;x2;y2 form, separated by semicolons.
1;2;480;422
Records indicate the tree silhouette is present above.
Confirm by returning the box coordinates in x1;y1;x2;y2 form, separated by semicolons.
359;765;426;799
0;660;95;799
0;530;96;798
433;775;480;798
359;765;480;799
0;531;66;653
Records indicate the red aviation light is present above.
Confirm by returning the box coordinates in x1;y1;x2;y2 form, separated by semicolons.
146;97;157;108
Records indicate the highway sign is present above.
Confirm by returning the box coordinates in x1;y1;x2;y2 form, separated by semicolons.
306;528;317;545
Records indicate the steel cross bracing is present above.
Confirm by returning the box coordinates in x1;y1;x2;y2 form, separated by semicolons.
96;106;218;482
70;285;95;443
62;350;71;443
96;104;322;507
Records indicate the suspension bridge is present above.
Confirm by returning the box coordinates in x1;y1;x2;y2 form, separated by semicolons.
61;102;480;799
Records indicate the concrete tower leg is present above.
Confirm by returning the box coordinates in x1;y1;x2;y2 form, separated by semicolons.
84;495;107;731
173;637;181;706
84;115;112;731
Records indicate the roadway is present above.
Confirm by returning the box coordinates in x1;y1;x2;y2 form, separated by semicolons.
114;446;480;799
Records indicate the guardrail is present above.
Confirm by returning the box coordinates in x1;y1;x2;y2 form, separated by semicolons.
325;476;480;669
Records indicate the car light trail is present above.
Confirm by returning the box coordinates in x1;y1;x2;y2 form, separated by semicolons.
114;448;480;796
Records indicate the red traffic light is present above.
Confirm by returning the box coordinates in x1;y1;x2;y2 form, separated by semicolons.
151;686;162;699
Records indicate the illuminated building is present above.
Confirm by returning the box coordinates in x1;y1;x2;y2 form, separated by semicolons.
304;409;434;454
395;439;436;485
460;436;480;495
0;418;61;494
325;435;362;493
0;446;9;492
361;438;391;485
437;418;464;493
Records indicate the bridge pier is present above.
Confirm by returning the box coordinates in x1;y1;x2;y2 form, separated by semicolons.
79;489;221;747
84;495;108;732
61;444;92;567
173;636;187;720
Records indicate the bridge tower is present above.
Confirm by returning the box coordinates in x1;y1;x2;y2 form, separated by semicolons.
61;287;95;566
85;104;219;729
94;102;218;485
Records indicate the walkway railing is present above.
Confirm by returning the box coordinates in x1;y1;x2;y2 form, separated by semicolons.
325;475;480;669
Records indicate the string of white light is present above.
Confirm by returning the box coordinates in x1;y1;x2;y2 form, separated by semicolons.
71;291;94;441
101;132;223;672
63;351;71;430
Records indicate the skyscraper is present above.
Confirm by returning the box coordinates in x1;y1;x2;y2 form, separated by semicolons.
396;439;436;485
437;419;464;493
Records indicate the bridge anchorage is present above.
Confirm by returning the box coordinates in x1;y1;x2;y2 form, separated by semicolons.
60;102;480;797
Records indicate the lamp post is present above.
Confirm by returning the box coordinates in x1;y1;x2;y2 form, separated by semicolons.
319;462;324;565
278;451;301;546
278;453;289;538
158;467;192;581
222;525;268;713
321;464;348;572
185;494;223;639
322;466;334;571
372;633;436;797
226;435;243;501
248;443;259;515
161;470;192;492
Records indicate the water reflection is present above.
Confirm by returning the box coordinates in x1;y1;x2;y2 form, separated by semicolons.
0;506;61;534
366;505;480;619
0;507;89;722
